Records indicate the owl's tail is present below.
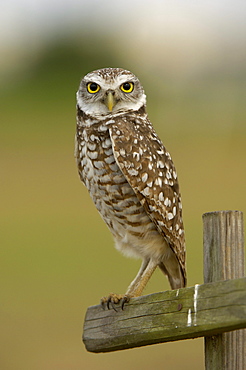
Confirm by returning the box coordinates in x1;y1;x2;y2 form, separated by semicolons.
158;253;186;290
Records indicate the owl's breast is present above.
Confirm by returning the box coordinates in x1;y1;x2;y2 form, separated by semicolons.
76;124;155;240
76;124;135;212
76;125;126;194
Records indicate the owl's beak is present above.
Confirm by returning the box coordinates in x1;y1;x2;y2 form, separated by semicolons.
104;91;116;112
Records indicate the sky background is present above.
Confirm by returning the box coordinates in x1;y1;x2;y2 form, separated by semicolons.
2;0;246;78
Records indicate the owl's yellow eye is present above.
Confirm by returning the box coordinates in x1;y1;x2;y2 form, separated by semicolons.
87;82;100;94
120;82;134;93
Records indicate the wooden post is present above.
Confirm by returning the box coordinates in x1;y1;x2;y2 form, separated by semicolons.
203;211;245;369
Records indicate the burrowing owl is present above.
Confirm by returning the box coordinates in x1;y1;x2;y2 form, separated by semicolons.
75;68;186;309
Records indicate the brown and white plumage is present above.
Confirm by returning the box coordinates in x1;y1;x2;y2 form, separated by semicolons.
75;67;186;308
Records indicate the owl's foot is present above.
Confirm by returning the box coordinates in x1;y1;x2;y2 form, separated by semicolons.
100;293;130;311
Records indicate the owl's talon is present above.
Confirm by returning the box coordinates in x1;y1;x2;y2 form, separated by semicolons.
100;298;106;310
109;300;118;312
121;295;130;310
106;298;111;310
100;293;126;311
107;297;118;311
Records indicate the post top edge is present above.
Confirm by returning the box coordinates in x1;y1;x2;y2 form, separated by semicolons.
202;210;243;218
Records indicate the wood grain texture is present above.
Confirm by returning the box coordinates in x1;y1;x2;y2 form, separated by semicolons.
203;210;245;370
203;210;244;283
83;277;246;353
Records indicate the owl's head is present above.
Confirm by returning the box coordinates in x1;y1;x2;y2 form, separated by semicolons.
76;68;146;118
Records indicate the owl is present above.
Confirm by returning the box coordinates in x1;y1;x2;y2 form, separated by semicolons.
75;68;186;310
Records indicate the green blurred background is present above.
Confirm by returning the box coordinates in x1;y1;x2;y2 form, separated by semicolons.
1;1;246;369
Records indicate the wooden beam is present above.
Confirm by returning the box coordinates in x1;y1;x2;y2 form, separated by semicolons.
83;277;246;353
203;210;245;370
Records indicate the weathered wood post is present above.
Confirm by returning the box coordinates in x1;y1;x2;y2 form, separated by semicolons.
203;210;245;370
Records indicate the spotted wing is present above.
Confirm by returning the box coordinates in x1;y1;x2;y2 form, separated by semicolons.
109;115;186;281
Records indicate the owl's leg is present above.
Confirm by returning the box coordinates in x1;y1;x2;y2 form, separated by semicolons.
124;258;150;295
125;259;157;298
101;259;154;311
